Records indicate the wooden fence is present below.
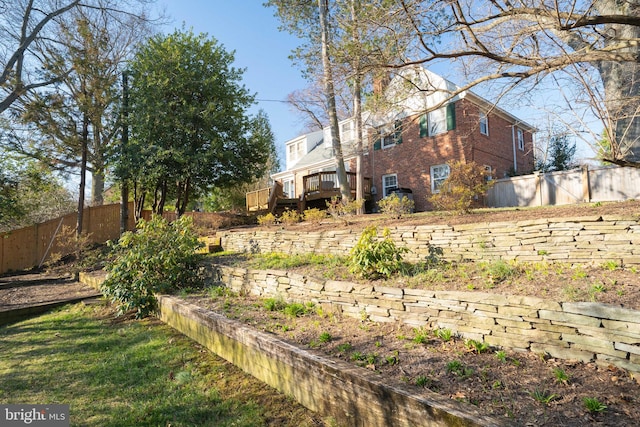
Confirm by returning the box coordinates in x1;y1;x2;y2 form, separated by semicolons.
0;204;255;276
486;165;640;208
0;203;135;276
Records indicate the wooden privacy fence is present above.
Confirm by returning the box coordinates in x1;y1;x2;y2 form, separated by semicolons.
486;165;640;208
1;205;255;275
0;203;135;276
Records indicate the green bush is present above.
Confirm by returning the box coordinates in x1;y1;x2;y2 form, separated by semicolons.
349;226;409;279
101;215;204;318
303;207;326;223
279;209;300;225
378;193;414;219
429;161;493;214
257;212;276;226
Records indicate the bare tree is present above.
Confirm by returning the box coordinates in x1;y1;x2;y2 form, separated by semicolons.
6;0;155;208
0;0;81;114
390;0;640;165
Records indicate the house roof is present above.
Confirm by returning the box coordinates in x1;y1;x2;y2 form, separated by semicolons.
273;140;359;179
274;66;536;178
375;66;536;132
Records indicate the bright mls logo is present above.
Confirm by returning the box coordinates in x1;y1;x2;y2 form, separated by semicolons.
1;405;69;426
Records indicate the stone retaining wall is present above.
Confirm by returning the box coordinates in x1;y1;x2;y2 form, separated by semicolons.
217;265;640;375
217;215;640;265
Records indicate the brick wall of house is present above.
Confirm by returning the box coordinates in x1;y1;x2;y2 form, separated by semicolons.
356;99;534;212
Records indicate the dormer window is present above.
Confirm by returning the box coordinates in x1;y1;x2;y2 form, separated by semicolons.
341;121;354;142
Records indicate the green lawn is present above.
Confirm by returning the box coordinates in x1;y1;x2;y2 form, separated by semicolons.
0;302;324;427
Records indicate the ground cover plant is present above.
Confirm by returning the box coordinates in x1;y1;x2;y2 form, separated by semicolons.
184;285;640;426
0;302;325;427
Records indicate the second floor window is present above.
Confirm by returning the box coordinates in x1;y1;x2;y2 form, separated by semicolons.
420;103;456;137
517;128;525;150
341;121;354;142
479;112;489;135
374;120;403;149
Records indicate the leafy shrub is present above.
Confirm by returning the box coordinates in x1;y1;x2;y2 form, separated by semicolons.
257;212;276;226
429;161;493;214
349;226;409;279
101;215;204;318
326;197;364;223
279;209;300;225
283;302;310;317
378;193;414;219
264;297;286;312
303;208;327;223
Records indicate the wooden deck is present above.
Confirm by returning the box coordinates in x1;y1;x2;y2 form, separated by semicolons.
302;171;371;202
246;171;371;214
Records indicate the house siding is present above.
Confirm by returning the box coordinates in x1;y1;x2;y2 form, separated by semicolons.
358;99;534;212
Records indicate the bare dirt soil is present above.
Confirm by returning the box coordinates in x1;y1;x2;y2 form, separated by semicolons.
0;273;98;312
184;286;640;427
193;200;640;426
3;201;640;426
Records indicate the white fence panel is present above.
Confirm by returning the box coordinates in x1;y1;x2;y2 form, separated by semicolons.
486;166;640;208
589;166;640;202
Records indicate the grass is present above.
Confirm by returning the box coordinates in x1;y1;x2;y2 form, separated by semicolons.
0;303;320;427
583;397;607;413
530;389;558;405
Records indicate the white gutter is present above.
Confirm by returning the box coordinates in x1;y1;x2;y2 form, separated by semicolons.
512;125;517;173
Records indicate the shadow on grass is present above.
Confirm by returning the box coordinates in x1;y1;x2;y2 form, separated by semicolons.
0;302;322;427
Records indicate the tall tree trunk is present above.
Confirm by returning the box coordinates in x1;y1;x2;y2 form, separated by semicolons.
318;0;350;201
91;165;105;205
597;0;640;164
175;178;190;218
120;71;129;233
350;0;364;214
77;112;89;237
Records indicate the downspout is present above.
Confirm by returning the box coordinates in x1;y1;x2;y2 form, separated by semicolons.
511;124;517;174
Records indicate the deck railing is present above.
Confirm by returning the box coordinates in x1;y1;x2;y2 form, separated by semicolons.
303;171;371;200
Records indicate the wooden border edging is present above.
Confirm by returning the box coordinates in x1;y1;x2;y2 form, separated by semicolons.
156;294;505;427
0;294;101;326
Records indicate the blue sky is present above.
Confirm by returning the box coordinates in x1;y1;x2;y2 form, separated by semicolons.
157;1;596;165
158;0;309;163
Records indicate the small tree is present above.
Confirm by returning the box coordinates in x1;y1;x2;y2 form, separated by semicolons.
429;161;493;214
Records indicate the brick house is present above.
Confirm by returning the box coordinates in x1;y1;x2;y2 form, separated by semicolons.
263;67;535;213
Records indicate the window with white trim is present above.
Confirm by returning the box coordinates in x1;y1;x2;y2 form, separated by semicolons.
427;107;447;136
376;120;402;149
430;164;450;193
517;128;525;151
479;112;489;135
341;121;354;142
382;174;398;197
376;125;393;149
283;179;295;198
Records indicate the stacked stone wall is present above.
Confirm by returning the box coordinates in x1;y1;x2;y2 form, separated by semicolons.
217;265;640;375
217;216;640;265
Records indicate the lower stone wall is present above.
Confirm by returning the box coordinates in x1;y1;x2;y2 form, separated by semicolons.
217;215;640;265
217;265;640;375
